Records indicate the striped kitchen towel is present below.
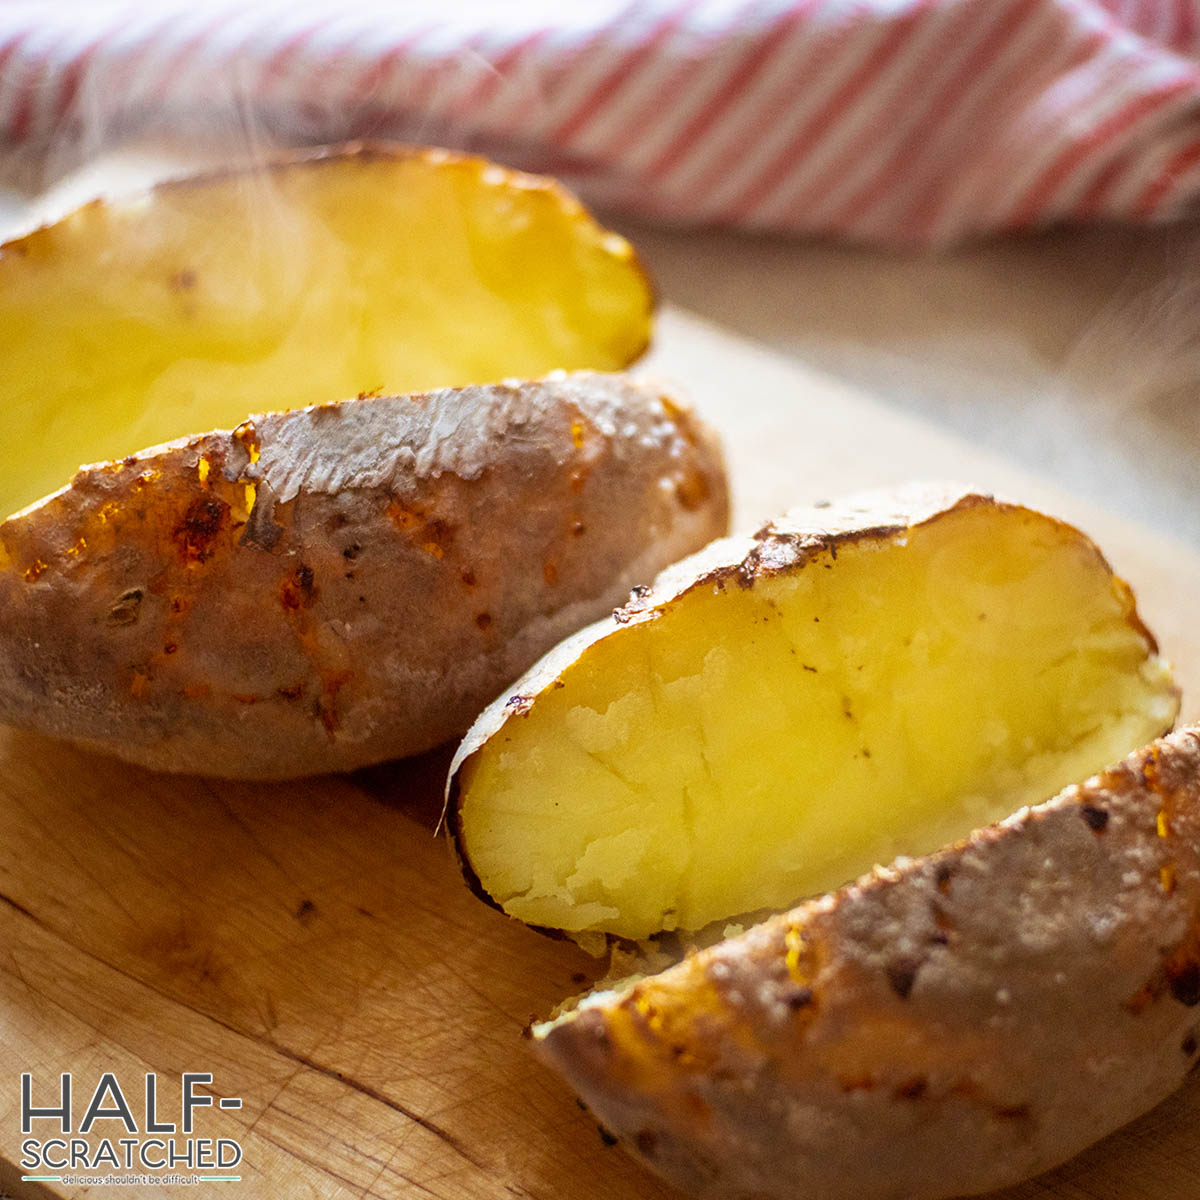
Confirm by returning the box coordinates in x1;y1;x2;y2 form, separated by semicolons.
2;0;1200;246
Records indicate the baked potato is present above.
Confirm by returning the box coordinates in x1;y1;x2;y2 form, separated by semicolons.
449;485;1179;941
0;142;710;777
0;373;728;778
0;142;654;523
531;723;1200;1200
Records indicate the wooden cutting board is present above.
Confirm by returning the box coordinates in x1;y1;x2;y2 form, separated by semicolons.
2;305;1199;1200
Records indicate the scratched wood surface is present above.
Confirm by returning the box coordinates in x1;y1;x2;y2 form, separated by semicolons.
1;305;1200;1200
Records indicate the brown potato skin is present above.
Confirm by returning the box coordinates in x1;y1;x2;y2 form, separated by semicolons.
532;725;1200;1200
0;372;728;778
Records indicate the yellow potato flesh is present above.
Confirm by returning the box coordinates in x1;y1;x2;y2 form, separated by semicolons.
0;149;652;520
459;505;1178;940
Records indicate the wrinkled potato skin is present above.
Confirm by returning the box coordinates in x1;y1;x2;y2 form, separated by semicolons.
0;373;728;778
533;727;1200;1200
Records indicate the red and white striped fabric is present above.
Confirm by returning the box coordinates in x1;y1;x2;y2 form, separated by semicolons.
3;0;1200;246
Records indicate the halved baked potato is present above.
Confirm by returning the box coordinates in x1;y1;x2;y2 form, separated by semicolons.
0;143;709;777
449;485;1179;941
0;142;654;523
531;724;1200;1200
0;373;727;778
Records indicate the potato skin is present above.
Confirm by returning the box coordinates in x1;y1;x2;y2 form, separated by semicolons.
0;372;727;778
532;725;1200;1200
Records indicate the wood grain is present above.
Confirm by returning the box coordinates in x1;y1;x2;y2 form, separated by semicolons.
1;307;1198;1199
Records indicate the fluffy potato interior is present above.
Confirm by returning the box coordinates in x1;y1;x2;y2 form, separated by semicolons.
0;149;652;520
458;504;1178;940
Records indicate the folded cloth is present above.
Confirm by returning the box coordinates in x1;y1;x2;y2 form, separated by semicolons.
2;0;1199;245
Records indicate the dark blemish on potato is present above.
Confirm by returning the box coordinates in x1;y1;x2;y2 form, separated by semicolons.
841;696;854;721
1183;1033;1198;1056
295;899;317;924
280;564;317;611
122;455;139;468
995;1104;1032;1121
505;694;533;716
173;495;229;564
886;958;921;999
355;906;375;918
635;1129;658;1157
571;972;587;985
802;664;817;673
935;863;954;894
277;683;304;700
108;587;144;626
1080;804;1109;832
896;1077;928;1100
783;985;814;1011
460;568;476;587
476;613;493;631
1168;963;1200;1007
575;1098;588;1112
344;571;355;581
169;268;197;291
326;512;349;532
342;542;362;560
544;561;559;586
163;642;178;655
598;1126;618;1147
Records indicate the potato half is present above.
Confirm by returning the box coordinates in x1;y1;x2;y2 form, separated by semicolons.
0;373;727;778
0;141;653;523
449;485;1179;940
531;724;1200;1200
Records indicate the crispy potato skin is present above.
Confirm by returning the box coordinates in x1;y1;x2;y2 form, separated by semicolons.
0;373;727;778
532;726;1200;1200
447;483;1172;920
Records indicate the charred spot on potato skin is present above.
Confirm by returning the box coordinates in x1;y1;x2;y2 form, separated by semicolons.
886;958;922;999
277;683;304;701
896;1077;928;1100
173;495;229;564
597;1126;618;1147
342;542;362;561
1183;1033;1198;1057
476;613;493;632
1169;963;1200;1007
107;587;144;626
280;564;317;611
782;985;814;1011
294;898;317;924
1081;804;1110;832
995;1104;1032;1121
635;1129;658;1158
